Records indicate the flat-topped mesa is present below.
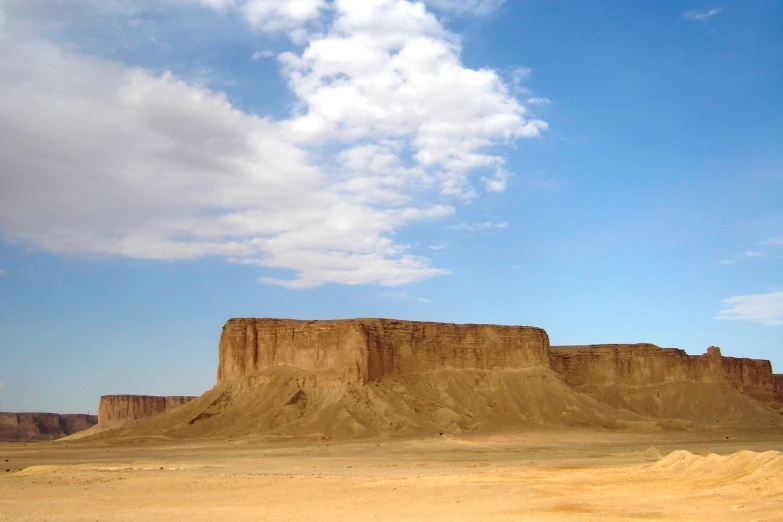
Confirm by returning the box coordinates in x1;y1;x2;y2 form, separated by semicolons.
218;318;551;384
549;344;779;404
97;395;197;425
0;413;97;441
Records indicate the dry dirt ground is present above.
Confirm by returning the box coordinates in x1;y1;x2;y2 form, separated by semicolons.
1;428;782;521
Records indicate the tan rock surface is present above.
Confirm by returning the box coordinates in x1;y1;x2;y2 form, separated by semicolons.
774;374;783;404
218;318;550;383
82;319;783;442
97;395;196;425
0;413;97;441
550;344;781;404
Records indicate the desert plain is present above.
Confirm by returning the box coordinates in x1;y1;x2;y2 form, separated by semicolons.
2;428;783;521
2;318;782;521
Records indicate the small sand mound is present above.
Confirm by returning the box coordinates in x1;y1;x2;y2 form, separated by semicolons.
650;450;783;484
12;465;62;477
651;449;699;471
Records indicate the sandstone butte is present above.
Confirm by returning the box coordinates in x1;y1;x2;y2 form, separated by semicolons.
218;318;783;406
79;318;783;437
97;395;197;425
0;412;97;441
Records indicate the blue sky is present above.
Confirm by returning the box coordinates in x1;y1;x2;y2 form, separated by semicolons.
0;0;781;413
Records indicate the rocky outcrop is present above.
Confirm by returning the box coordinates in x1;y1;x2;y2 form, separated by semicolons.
549;345;780;404
97;395;197;425
81;319;783;441
773;375;783;405
0;412;97;441
218;319;779;406
218;318;550;384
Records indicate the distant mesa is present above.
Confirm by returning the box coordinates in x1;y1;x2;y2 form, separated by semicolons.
549;344;783;405
48;318;783;442
0;395;199;442
0;412;97;442
97;395;197;425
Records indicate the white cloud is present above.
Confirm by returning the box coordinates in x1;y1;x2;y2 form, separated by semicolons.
423;0;506;16
278;0;547;199
0;39;448;288
381;290;431;303
0;1;544;288
527;97;551;105
761;236;783;247
720;235;783;265
429;242;447;250
200;0;236;11
240;0;326;31
715;291;783;326
199;0;326;31
449;221;507;232
719;250;764;265
682;8;724;22
481;167;510;193
252;49;275;60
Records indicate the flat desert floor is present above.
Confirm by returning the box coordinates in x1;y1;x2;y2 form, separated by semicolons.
1;428;782;521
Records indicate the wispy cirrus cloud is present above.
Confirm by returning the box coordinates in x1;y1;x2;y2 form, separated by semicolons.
682;7;724;22
0;0;546;289
720;235;783;265
251;49;275;60
715;290;783;326
761;236;783;248
719;250;764;265
449;221;508;232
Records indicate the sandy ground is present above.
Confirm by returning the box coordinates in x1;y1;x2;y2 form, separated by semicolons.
1;428;782;521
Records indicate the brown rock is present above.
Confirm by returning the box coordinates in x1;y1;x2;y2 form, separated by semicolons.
97;395;197;425
773;375;783;404
217;318;550;384
0;413;97;441
549;344;780;404
85;318;783;441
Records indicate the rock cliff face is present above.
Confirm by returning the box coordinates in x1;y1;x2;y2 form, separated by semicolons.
82;319;783;441
218;319;779;406
217;318;551;384
97;395;197;425
0;413;97;441
549;345;779;404
773;375;783;405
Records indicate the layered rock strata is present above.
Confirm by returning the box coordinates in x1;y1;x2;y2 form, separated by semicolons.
773;375;783;405
218;318;551;384
218;319;780;406
549;345;780;404
0;413;97;441
97;395;197;425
